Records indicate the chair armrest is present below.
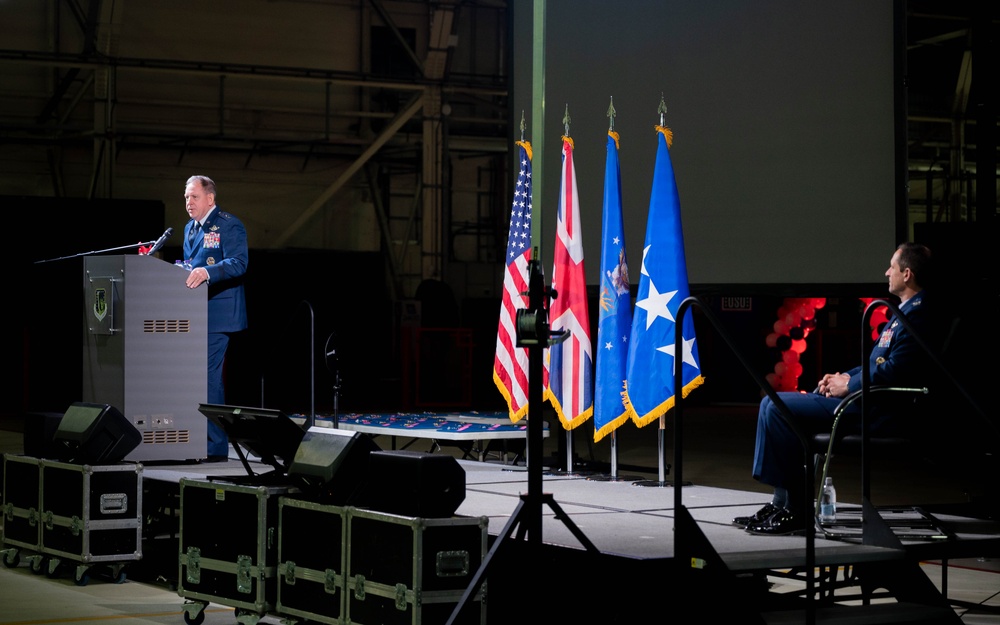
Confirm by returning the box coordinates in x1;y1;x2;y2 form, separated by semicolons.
832;385;929;419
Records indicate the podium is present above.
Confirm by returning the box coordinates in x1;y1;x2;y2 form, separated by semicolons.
82;255;208;462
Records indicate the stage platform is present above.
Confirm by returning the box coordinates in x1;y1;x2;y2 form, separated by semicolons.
6;399;999;622
132;447;1000;622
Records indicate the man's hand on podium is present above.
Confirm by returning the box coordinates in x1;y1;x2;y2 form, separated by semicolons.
186;266;210;288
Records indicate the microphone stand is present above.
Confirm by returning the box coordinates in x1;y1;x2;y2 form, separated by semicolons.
324;332;341;428
34;240;159;264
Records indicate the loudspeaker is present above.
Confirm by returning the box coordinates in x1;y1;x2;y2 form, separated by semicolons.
53;402;141;464
288;428;382;504
355;450;466;518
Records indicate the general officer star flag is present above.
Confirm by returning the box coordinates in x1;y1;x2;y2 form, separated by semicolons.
622;125;704;428
594;129;632;442
493;140;535;423
545;135;593;430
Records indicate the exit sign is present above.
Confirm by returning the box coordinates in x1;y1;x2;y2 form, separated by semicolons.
721;296;752;312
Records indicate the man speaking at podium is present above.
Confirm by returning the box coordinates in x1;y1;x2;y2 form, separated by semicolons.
182;175;249;461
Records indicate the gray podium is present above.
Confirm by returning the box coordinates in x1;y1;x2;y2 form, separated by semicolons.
82;255;208;462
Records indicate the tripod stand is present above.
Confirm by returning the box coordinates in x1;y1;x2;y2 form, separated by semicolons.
445;254;597;624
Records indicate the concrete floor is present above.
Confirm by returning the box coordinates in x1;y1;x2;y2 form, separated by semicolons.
2;405;999;624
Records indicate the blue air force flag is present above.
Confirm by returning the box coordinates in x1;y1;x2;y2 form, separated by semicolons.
622;126;704;428
594;130;632;442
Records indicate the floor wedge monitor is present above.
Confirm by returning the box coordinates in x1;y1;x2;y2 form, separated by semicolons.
52;402;141;464
288;427;381;504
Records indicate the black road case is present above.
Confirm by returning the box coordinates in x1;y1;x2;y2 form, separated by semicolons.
1;454;43;571
345;507;488;625
275;496;348;624
178;477;297;623
2;454;143;584
39;458;143;582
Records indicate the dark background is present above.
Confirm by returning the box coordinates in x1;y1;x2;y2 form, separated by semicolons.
14;197;993;427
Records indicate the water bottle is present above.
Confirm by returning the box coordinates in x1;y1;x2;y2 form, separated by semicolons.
819;477;837;522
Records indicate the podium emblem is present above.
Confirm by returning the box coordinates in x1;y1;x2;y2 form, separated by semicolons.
93;288;108;322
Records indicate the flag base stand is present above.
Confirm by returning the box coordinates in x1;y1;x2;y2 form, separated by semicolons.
543;467;600;478
632;479;693;488
539;452;599;477
587;473;644;483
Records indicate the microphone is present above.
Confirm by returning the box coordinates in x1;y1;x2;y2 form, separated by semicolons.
144;228;173;256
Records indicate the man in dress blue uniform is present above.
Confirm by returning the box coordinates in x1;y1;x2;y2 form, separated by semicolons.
182;175;249;461
736;242;935;534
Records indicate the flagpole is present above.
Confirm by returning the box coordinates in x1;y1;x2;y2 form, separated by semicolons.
588;101;641;482
636;95;677;487
607;103;625;481
560;104;580;475
656;95;669;483
626;94;702;488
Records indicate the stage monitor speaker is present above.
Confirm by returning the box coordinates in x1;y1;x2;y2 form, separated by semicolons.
53;402;141;464
288;428;382;505
355;450;466;518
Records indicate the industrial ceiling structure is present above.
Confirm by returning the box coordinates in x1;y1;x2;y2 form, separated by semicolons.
904;0;996;231
1;0;996;302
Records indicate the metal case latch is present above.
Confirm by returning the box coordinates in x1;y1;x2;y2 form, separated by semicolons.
185;547;201;584
324;568;338;594
236;554;254;594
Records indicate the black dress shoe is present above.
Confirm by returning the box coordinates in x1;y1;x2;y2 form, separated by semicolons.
745;508;807;535
732;502;779;528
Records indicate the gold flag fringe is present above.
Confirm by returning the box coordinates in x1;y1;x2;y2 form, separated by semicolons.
545;387;594;431
608;130;620;150
593;410;631;444
621;374;706;429
655;125;673;148
494;370;530;423
516;139;532;161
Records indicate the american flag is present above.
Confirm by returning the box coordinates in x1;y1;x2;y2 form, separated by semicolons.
545;135;593;429
493;140;534;422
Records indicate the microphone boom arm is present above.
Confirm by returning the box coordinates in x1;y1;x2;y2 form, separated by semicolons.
34;239;160;264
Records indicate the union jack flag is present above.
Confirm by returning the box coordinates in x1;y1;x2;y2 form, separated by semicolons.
545;136;593;429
